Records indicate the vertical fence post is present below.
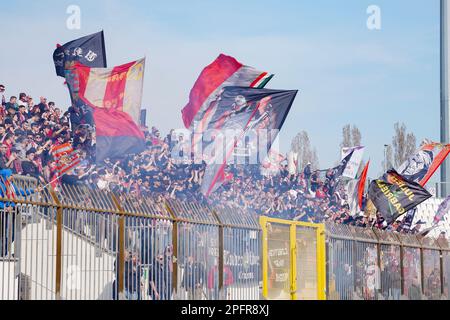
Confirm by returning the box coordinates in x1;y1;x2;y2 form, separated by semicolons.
400;245;405;296
290;223;297;300
165;202;178;300
440;250;445;297
111;194;125;300
316;224;327;300
49;189;62;300
211;210;224;300
420;247;425;296
259;216;268;299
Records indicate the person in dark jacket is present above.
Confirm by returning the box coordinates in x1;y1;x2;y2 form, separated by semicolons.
148;245;173;300
181;254;206;300
335;263;353;300
21;148;40;178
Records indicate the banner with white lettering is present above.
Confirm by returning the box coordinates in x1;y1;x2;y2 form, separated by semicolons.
341;146;365;179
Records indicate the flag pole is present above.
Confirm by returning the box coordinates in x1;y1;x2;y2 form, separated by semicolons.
37;165;94;193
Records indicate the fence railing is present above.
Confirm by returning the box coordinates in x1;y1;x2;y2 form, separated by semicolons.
325;221;450;300
3;175;450;300
0;175;261;300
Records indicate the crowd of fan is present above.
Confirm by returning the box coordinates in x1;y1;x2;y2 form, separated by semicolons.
0;85;426;234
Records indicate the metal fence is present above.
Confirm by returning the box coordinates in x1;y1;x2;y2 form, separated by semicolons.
4;174;450;301
325;221;450;300
260;217;326;300
0;176;261;300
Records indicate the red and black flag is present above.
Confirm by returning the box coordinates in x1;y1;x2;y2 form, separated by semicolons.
200;86;297;196
64;59;146;163
368;169;432;224
182;54;273;130
53;31;107;78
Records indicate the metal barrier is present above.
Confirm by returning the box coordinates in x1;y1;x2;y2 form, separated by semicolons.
373;228;402;300
421;236;442;300
4;174;450;300
325;223;356;300
215;205;261;300
437;236;450;299
260;217;326;300
0;175;261;300
326;222;450;300
397;233;423;299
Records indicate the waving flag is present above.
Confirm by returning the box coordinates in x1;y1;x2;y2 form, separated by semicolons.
182;54;273;130
53;31;107;77
397;141;450;186
200;87;297;196
358;161;370;210
65;59;146;163
67;58;145;124
51;143;73;158
341;146;365;179
51;143;81;176
368;170;432;224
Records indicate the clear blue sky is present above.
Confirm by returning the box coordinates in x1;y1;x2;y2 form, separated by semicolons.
0;0;441;179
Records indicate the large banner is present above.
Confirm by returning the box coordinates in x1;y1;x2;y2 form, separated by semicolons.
53;31;107;77
341;146;365;179
65;59;146;163
68;58;145;124
200;87;297;196
397;141;450;186
368;170;432;223
182;54;273;130
345;179;360;216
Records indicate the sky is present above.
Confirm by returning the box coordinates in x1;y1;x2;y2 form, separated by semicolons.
0;0;441;180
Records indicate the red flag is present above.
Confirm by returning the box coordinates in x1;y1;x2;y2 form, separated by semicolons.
65;59;146;163
182;54;274;129
358;161;370;210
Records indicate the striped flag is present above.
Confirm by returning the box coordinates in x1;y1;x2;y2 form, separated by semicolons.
67;58;145;124
51;143;81;176
51;143;73;158
182;54;274;130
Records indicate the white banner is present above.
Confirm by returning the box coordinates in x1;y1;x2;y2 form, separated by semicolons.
288;151;298;175
341;146;365;179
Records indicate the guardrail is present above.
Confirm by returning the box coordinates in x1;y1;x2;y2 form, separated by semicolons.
325;222;450;300
2;175;450;300
0;175;261;300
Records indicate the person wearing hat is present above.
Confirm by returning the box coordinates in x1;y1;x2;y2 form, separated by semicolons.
3;117;14;134
6;103;16;117
21;148;40;178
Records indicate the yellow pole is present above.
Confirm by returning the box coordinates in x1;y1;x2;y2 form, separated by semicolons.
316;224;327;300
290;223;297;300
260;216;268;299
